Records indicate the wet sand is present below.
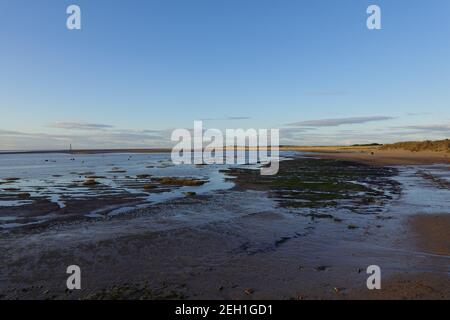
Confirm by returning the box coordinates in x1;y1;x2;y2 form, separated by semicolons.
348;273;450;300
409;214;450;256
347;214;450;300
0;156;449;300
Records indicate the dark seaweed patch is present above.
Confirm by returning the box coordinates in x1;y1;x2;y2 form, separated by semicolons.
226;158;400;212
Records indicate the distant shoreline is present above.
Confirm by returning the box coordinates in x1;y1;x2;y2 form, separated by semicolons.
0;146;349;155
1;143;449;166
0;148;173;155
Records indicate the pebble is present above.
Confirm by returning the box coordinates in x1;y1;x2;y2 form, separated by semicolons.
244;288;254;295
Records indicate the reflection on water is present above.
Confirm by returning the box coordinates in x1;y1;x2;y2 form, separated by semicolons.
0;152;286;228
392;164;450;213
0;153;223;203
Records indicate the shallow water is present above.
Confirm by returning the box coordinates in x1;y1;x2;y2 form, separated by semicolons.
391;164;450;214
1;152;449;231
0;153;222;191
0;151;289;228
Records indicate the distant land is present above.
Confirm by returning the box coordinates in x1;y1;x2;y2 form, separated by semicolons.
1;140;449;165
0;148;173;155
286;139;450;166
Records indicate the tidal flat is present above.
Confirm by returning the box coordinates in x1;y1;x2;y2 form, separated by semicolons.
0;152;449;299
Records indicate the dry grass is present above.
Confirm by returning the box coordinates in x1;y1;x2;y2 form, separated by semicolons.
381;139;450;153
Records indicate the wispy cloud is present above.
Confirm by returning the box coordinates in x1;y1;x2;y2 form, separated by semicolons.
0;129;173;150
0;129;28;136
406;112;433;117
227;116;251;120
49;121;115;131
3;119;447;150
397;123;450;133
280;128;409;146
287;116;394;127
200;116;251;121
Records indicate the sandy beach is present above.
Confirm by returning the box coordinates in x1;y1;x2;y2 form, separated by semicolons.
282;146;450;166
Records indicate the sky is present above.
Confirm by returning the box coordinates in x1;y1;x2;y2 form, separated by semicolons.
1;0;450;150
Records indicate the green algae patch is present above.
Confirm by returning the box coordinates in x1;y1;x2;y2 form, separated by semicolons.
83;179;100;186
226;158;400;211
154;177;207;187
143;184;157;190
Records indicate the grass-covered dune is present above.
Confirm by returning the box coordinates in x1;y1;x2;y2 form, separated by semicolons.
381;139;450;153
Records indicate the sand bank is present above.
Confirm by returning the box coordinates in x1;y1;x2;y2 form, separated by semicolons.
283;146;450;166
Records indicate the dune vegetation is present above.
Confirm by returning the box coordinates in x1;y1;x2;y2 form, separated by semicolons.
381;139;450;153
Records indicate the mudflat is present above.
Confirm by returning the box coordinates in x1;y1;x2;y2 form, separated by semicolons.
1;155;449;300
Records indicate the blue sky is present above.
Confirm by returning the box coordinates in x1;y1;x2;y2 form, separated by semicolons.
1;0;450;149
